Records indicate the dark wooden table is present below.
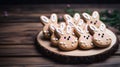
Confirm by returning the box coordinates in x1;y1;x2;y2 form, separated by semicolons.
0;4;120;67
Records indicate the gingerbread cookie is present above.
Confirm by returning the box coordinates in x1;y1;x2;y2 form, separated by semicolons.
74;25;94;49
82;11;103;28
50;22;66;46
89;23;112;48
64;13;86;30
40;13;58;39
55;25;78;51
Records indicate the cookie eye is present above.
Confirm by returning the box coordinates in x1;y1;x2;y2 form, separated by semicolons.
102;33;104;36
87;35;90;39
94;21;97;25
98;33;100;36
101;33;104;38
84;36;86;38
67;36;71;40
90;21;93;23
64;37;66;39
68;36;70;38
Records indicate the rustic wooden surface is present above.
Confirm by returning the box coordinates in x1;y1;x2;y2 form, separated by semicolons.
0;4;120;67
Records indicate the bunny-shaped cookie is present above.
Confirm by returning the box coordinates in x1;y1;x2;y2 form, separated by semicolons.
64;13;86;30
40;13;58;39
89;23;112;48
74;25;94;49
82;11;103;28
55;25;78;51
50;22;66;46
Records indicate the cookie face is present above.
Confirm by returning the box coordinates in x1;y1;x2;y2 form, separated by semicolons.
89;23;112;48
82;11;102;28
58;34;78;51
93;31;111;47
56;25;78;51
40;13;58;39
74;26;94;49
50;22;66;46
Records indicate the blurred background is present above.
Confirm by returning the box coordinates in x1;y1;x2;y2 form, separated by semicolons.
0;0;120;5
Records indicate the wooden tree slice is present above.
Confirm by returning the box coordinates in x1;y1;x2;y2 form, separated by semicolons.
36;29;119;63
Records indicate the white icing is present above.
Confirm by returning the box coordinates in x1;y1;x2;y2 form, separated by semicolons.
91;43;93;45
41;16;49;23
71;44;74;47
65;14;72;20
78;19;83;26
67;20;75;27
44;31;47;33
76;26;84;34
50;24;55;30
74;13;80;21
60;23;66;30
56;28;64;35
55;38;58;40
82;13;90;20
51;14;57;22
66;25;71;34
92;11;98;19
80;41;84;43
90;25;98;32
60;42;63;44
99;23;106;31
85;24;89;33
75;39;77;42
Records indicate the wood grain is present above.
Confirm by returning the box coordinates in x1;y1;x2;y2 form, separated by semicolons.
0;4;120;23
0;56;119;66
0;23;119;57
0;4;120;66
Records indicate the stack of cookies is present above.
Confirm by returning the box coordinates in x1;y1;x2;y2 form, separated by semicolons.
40;11;112;51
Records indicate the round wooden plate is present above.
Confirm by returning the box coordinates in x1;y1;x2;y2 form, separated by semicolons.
36;29;119;63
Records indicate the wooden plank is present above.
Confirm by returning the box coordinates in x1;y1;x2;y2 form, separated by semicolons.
0;66;23;67
0;23;119;57
0;23;42;45
0;23;119;45
0;14;64;23
0;44;119;57
0;45;41;56
0;4;120;23
0;56;119;66
0;4;120;13
0;57;53;65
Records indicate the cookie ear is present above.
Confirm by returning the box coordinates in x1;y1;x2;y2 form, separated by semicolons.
64;14;75;27
40;16;49;25
66;25;72;34
89;24;98;32
99;23;106;31
60;22;66;30
64;14;73;21
50;13;57;23
56;28;64;35
92;11;99;19
50;24;56;31
74;13;80;22
84;24;89;33
77;19;84;26
82;13;91;20
76;26;84;34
